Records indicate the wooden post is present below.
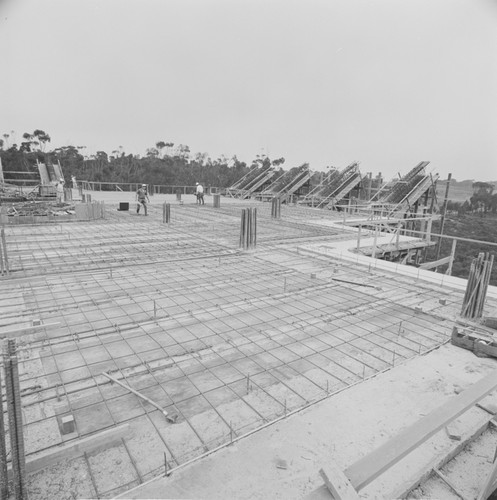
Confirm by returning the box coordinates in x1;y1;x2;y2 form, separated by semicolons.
395;223;401;251
356;225;362;252
446;239;457;276
425;217;432;242
372;226;378;258
435;173;452;261
162;202;166;223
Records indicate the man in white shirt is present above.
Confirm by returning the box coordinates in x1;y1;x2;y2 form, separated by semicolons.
56;179;64;203
196;182;204;205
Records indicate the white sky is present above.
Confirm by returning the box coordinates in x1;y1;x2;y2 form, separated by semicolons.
1;0;496;181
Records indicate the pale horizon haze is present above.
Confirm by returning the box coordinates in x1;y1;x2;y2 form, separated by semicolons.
1;0;496;182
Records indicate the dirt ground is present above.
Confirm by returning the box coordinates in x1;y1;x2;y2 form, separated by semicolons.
119;343;497;499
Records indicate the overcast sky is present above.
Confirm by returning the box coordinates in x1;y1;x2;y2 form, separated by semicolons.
1;0;496;181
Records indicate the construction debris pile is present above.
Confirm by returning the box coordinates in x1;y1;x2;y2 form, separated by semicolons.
1;201;75;218
0;184;30;203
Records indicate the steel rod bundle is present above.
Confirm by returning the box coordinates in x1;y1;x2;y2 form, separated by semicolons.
0;366;7;500
461;252;494;319
239;208;257;249
0;228;9;276
75;201;105;220
271;197;281;219
163;202;171;223
2;339;27;499
213;194;221;208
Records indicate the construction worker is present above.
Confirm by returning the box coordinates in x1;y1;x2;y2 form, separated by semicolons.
196;182;204;205
56;178;64;203
136;184;150;215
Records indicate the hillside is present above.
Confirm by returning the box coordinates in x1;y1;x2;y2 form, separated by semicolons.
435;178;497;203
427;213;497;286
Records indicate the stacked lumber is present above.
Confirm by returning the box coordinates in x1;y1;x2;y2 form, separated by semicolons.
461;253;494;319
451;326;497;358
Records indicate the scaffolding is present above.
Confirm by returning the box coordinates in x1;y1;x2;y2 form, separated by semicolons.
255;164;311;202
369;162;438;218
299;163;362;209
225;164;275;199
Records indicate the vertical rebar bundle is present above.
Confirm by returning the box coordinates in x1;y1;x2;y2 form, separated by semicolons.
213;194;221;208
3;339;27;500
461;253;494;319
163;203;171;224
271;198;281;219
240;208;257;250
0;228;9;276
0;367;8;500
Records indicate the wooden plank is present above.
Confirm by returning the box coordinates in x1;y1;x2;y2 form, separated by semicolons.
477;450;497;500
319;465;360;500
433;468;465;499
345;368;497;491
419;255;451;270
19;424;131;475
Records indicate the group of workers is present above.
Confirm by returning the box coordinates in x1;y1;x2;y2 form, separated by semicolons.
135;182;205;215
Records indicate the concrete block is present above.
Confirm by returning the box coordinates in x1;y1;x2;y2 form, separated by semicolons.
445;423;462;441
61;415;75;435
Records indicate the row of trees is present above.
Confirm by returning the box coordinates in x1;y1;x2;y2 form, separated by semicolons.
0;130;287;188
445;182;497;215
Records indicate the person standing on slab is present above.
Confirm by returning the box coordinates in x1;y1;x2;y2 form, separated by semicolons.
56;178;65;203
136;184;150;215
196;182;204;205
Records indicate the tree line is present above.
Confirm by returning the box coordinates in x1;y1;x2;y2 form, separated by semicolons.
446;182;497;216
0;130;286;189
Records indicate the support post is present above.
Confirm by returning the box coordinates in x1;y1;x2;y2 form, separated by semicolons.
446;239;457;276
372;226;378;258
425;217;432;243
435;173;452;261
395;223;401;251
356;225;361;252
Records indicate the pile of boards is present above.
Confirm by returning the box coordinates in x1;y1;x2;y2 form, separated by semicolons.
452;324;497;358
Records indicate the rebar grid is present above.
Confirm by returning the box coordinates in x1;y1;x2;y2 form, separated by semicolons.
0;205;460;499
